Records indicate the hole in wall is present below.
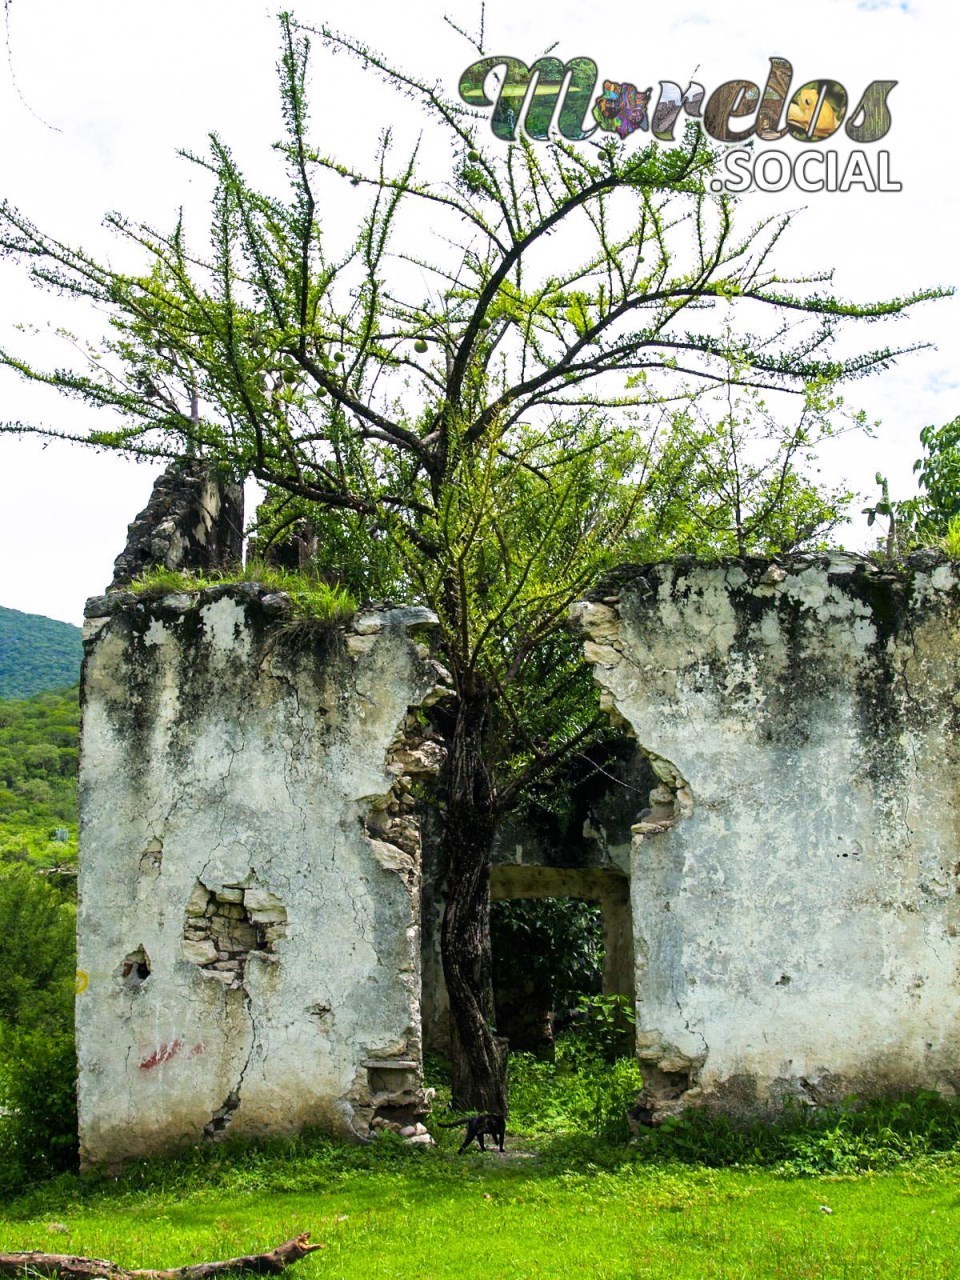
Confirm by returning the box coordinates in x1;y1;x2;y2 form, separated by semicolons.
372;1103;423;1129
138;838;163;874
119;945;151;989
203;1089;241;1137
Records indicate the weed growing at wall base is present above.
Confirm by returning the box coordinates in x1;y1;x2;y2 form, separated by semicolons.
628;1090;960;1175
2;1123;960;1280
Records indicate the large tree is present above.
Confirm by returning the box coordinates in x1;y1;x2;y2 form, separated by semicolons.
0;16;941;1111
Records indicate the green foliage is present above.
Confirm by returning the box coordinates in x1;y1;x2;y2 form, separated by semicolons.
130;561;357;623
0;863;78;1190
566;993;637;1062
0;687;79;869
939;513;960;557
508;1051;593;1133
0;1022;78;1189
507;1001;643;1143
589;1057;646;1142
0;862;76;1025
0;705;80;1190
0;606;82;700
252;492;409;603
913;414;960;534
861;472;900;558
625;379;861;559
504;1048;643;1142
634;1090;960;1175
874;415;960;554
491;897;603;1013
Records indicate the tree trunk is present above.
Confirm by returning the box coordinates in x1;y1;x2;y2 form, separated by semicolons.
440;689;509;1114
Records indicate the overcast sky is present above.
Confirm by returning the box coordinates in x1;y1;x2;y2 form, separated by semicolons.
0;0;955;624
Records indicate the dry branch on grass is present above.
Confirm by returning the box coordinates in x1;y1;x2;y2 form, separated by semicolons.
0;1233;323;1280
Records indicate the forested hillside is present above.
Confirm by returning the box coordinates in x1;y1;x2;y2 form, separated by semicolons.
0;691;79;1185
0;688;79;866
0;605;82;699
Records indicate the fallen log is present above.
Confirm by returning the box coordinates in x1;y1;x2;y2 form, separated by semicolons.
0;1233;323;1280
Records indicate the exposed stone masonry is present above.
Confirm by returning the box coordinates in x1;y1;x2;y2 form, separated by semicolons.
182;882;288;990
110;458;244;588
365;713;447;862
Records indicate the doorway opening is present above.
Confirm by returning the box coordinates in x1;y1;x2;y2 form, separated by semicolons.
489;865;634;1059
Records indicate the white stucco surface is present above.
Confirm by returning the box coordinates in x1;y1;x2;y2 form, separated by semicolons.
77;588;444;1166
572;553;960;1116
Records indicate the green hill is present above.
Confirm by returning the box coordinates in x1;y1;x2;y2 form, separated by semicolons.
0;686;79;868
0;691;78;870
0;606;83;700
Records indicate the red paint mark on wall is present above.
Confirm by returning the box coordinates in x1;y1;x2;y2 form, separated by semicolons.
188;1043;205;1058
139;1039;183;1071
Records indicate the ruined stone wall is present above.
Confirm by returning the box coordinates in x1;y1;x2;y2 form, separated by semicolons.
571;552;960;1120
110;459;244;588
78;586;447;1167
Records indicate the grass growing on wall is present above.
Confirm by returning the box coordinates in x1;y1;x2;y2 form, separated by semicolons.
129;562;357;624
937;514;960;558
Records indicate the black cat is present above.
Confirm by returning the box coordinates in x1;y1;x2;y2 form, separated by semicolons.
437;1113;506;1153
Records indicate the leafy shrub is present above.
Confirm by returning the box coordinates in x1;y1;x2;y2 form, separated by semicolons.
590;1056;646;1142
0;1023;78;1188
509;1023;643;1143
634;1091;960;1174
0;863;77;1191
564;994;637;1063
490;898;603;1015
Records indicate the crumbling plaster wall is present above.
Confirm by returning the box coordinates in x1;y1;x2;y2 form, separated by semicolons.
571;552;960;1119
77;585;447;1167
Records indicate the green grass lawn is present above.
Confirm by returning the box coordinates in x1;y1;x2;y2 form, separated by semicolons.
1;1136;958;1280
